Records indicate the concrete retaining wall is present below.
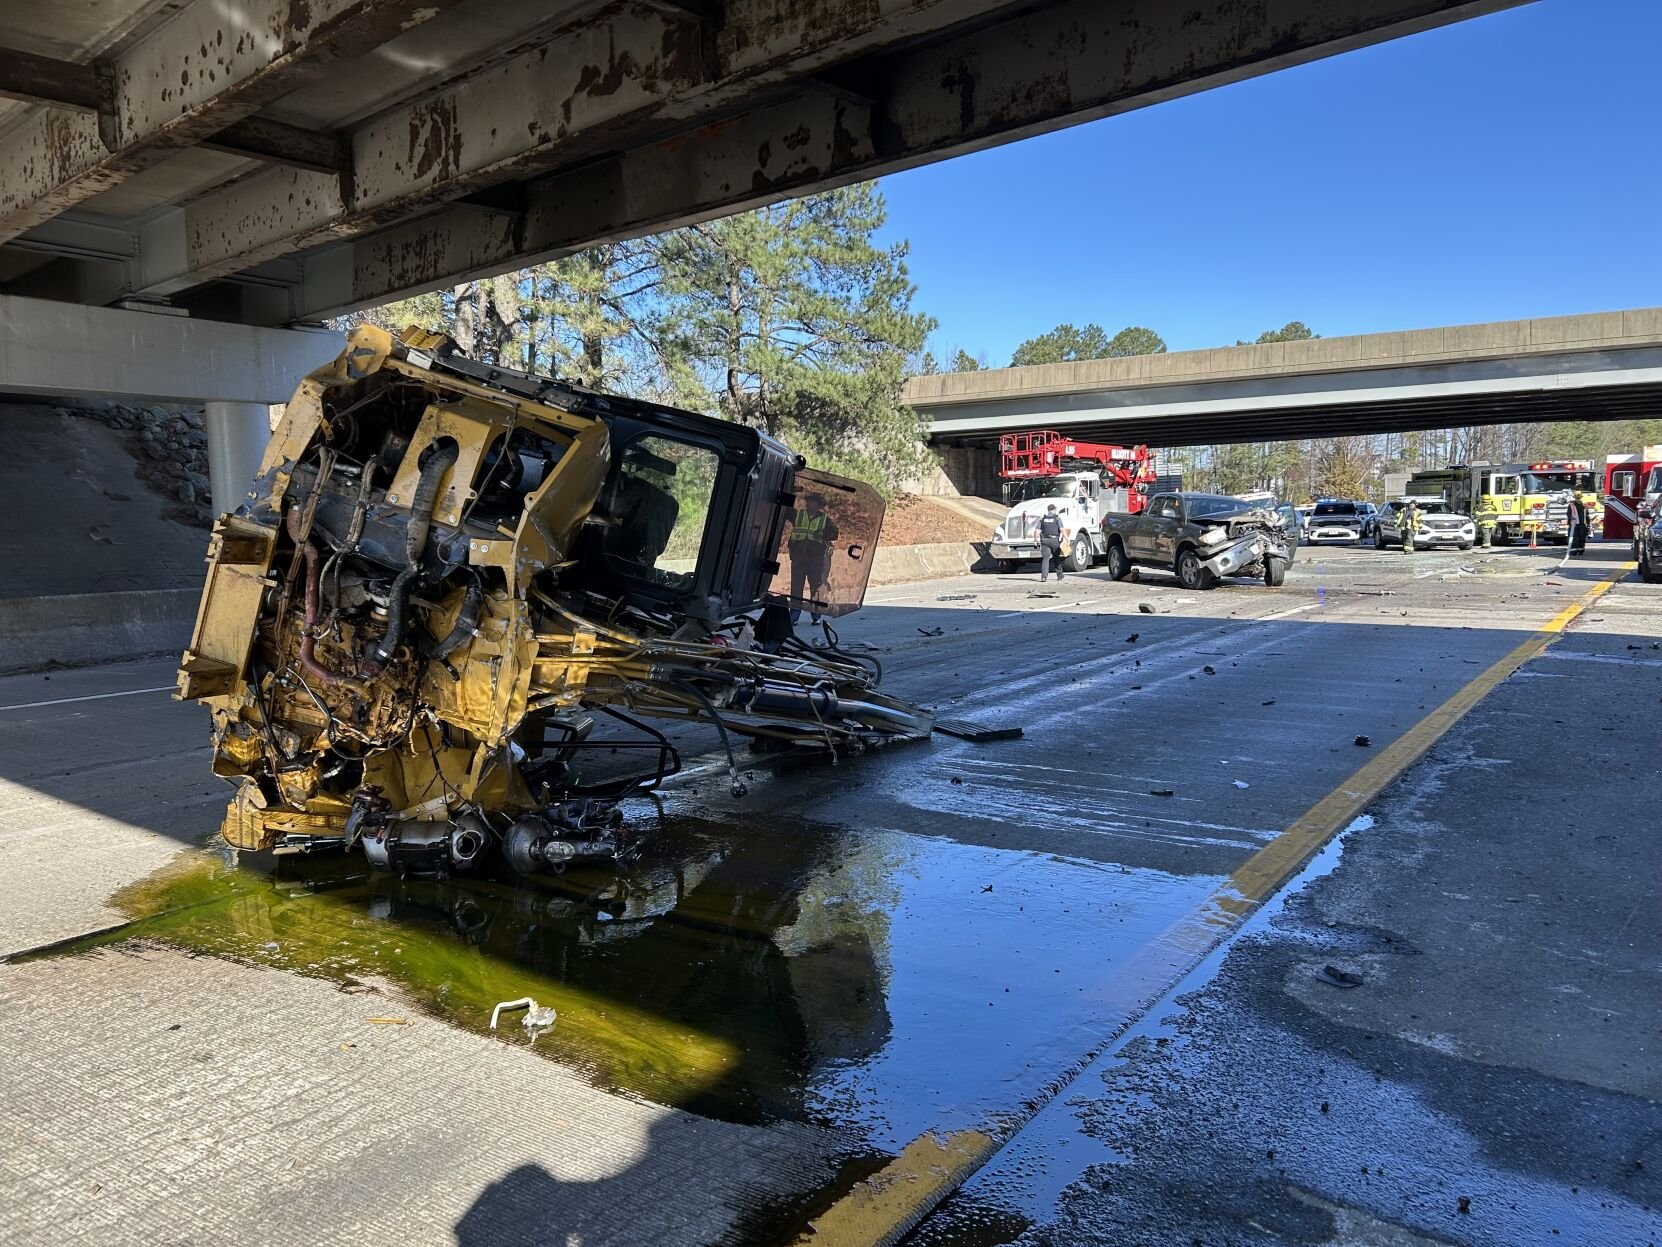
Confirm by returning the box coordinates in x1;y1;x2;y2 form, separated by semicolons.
0;589;196;673
869;541;993;585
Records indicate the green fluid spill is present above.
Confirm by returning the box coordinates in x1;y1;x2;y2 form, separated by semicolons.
59;818;895;1127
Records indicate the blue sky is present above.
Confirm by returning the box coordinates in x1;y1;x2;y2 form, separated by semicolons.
878;0;1659;365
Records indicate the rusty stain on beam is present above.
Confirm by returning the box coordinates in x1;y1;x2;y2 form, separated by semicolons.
0;0;470;244
134;0;995;294
291;0;1522;320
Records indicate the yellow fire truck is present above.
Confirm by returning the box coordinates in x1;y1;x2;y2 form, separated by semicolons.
1406;460;1601;545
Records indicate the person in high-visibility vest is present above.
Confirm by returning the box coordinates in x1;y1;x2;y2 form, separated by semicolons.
788;493;839;623
1401;499;1420;554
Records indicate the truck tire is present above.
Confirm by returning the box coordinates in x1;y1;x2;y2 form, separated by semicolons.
1643;548;1662;584
1263;556;1287;587
1176;548;1217;591
1069;532;1093;573
1372;528;1389;549
1106;541;1131;581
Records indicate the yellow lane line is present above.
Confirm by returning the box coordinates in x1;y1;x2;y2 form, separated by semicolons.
793;561;1634;1247
1223;562;1629;913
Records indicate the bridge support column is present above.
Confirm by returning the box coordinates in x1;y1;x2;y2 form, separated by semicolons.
907;445;1002;500
205;402;273;515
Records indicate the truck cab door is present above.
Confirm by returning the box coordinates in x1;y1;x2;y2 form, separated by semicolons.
1144;495;1180;561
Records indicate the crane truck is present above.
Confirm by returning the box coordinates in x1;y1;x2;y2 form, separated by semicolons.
989;430;1156;572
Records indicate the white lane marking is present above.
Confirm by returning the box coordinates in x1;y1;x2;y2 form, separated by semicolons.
996;599;1093;619
1258;603;1319;622
0;685;175;713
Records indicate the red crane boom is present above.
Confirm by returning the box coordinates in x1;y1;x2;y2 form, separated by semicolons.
999;429;1156;491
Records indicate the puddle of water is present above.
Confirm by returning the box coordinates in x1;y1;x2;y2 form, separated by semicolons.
910;819;1371;1243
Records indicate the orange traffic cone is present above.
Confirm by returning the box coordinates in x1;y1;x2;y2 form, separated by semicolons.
1528;527;1537;549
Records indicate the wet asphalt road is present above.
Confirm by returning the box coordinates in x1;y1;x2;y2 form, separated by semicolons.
0;542;1649;1245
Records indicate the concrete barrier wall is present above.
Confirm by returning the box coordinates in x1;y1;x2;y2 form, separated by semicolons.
869;541;993;585
0;589;196;673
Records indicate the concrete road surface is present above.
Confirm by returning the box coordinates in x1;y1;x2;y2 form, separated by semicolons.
0;543;1656;1246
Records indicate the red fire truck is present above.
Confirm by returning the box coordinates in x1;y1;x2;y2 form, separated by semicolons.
1603;447;1662;545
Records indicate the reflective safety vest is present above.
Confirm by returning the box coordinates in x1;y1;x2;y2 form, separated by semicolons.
791;508;828;544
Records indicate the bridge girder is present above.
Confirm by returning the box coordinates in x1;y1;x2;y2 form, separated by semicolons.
0;0;1523;326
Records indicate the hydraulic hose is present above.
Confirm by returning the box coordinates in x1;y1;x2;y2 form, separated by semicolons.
405;438;459;570
285;504;340;685
366;567;417;674
367;438;459;674
430;576;483;660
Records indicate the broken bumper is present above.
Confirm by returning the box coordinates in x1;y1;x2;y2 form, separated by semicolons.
1199;535;1286;579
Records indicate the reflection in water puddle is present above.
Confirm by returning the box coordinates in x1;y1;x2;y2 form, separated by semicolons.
55;804;1221;1150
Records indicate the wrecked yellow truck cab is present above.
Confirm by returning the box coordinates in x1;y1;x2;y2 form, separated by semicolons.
177;325;928;875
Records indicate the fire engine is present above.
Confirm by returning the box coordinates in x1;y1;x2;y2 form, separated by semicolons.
1406;460;1601;545
989;430;1156;571
1603;447;1662;547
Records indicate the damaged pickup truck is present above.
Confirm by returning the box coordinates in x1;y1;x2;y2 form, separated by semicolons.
1101;491;1295;589
176;325;930;878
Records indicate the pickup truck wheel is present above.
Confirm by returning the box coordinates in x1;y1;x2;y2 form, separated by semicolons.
1069;532;1093;572
1176;548;1217;591
1106;542;1130;581
1263;556;1287;588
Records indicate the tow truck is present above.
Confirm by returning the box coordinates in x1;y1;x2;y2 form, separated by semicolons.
1407;460;1602;545
989;430;1156;572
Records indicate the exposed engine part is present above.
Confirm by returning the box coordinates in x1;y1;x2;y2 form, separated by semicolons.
360;818;484;876
504;804;625;875
177;325;931;877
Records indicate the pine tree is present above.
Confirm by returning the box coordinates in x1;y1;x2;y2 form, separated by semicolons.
654;183;936;487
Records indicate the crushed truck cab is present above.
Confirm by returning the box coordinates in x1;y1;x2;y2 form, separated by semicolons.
178;326;930;876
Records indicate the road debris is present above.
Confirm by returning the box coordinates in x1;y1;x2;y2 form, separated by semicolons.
1233;780;1250;790
1354;735;1372;747
1315;965;1364;989
934;718;1024;742
489;997;557;1033
1203;665;1217;675
1138;602;1156;614
1125;633;1139;643
1150;788;1175;797
936;593;977;602
365;1016;408;1025
1261;698;1276;706
917;626;945;636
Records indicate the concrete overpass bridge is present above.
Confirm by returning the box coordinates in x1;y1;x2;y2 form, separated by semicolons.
905;309;1662;455
0;0;1520;334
